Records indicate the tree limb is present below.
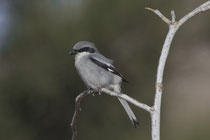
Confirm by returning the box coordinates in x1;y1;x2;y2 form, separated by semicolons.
146;1;210;140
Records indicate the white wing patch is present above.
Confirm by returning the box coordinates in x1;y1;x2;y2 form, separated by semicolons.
107;68;114;72
89;57;128;83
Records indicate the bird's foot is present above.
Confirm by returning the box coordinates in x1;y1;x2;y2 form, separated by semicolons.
86;89;94;94
86;89;98;96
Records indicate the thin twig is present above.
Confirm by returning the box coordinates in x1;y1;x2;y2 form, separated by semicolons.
171;10;176;23
101;88;152;113
178;1;210;27
145;7;171;25
71;91;91;140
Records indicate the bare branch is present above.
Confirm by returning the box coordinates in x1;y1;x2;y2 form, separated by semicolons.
145;7;171;25
171;10;176;23
148;1;210;140
101;88;152;113
178;1;210;27
71;91;91;140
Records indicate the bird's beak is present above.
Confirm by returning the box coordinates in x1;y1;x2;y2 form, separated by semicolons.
69;50;77;56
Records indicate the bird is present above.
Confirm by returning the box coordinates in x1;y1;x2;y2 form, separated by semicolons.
70;41;139;127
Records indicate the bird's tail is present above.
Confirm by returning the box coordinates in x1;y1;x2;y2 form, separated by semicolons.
118;97;139;127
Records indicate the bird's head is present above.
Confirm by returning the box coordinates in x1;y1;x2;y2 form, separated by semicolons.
70;41;98;57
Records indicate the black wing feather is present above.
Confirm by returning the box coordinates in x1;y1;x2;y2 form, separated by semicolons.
89;57;128;83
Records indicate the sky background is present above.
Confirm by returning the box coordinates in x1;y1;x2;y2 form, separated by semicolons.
0;0;210;140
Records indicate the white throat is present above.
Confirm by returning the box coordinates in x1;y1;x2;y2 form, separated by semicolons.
75;52;90;60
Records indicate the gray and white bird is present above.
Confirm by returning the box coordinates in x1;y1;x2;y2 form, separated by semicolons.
70;41;139;127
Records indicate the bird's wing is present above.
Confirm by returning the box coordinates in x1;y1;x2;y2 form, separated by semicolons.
89;54;128;83
92;53;114;64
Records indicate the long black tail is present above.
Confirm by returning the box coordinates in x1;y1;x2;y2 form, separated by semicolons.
118;98;139;127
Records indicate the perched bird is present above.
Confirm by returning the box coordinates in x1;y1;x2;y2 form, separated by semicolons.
70;41;139;127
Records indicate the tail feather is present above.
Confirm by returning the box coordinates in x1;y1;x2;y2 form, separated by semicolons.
118;98;139;127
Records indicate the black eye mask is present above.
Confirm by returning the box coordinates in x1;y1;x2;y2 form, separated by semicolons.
76;47;95;53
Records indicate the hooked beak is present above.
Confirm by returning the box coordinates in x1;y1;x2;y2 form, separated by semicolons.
69;50;77;56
